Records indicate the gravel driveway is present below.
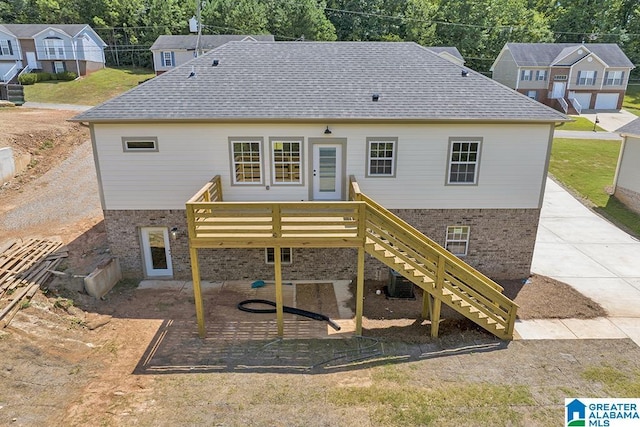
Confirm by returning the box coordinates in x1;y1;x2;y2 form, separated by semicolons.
0;140;102;238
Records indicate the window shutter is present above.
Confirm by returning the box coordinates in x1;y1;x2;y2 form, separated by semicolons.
604;71;609;83
160;51;164;65
520;69;524;80
621;71;625;84
171;51;175;66
576;71;581;84
593;71;597;85
8;40;13;55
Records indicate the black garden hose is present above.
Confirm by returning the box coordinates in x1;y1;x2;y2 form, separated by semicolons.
237;299;341;331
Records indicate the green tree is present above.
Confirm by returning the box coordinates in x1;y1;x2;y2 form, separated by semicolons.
201;0;269;34
265;0;336;40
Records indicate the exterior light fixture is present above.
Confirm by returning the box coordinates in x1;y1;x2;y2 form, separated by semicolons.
170;227;178;239
324;126;332;134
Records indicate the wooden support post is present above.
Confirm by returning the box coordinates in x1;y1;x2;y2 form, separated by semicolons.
189;247;206;338
274;247;284;337
422;290;430;320
355;247;365;336
431;254;446;338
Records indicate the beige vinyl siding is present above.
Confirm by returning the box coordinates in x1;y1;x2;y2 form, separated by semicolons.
618;136;640;193
92;122;553;211
152;49;198;72
569;56;606;89
603;67;630;89
516;68;549;90
491;49;519;88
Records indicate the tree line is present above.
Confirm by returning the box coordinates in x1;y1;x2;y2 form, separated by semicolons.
2;0;640;74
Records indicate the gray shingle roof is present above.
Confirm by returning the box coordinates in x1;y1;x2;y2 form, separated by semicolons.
1;23;89;38
616;117;640;135
149;34;275;51
506;43;635;68
73;41;568;123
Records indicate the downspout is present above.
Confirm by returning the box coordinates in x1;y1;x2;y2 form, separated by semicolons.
73;39;80;76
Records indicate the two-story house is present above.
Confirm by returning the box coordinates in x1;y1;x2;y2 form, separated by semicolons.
149;34;275;75
491;43;634;114
73;40;567;286
0;23;106;84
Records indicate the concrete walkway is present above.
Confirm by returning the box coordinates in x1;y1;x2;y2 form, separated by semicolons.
515;178;640;345
554;130;622;140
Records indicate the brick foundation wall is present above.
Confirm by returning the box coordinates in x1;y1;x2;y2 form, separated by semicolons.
104;207;540;281
614;186;640;215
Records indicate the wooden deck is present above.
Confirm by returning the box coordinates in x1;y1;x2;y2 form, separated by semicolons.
186;175;518;340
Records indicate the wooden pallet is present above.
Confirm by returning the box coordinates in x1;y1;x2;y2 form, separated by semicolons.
0;238;68;327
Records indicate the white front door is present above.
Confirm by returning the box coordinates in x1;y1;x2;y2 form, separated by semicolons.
141;227;173;277
312;143;343;200
26;52;37;69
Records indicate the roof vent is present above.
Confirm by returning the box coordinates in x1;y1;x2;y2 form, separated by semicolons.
212;59;219;66
461;69;469;77
372;93;380;102
189;65;196;78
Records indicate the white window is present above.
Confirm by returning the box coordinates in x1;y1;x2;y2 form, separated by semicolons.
162;51;174;67
367;138;397;177
230;139;263;184
447;139;481;185
44;38;64;59
0;40;12;56
577;70;596;85
521;69;532;81
536;70;547;81
445;226;470;256
122;137;158;152
53;61;64;73
605;71;623;86
271;138;302;184
265;248;292;264
527;90;537;100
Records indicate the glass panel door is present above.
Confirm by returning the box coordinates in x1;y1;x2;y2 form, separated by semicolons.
312;144;342;200
141;227;173;277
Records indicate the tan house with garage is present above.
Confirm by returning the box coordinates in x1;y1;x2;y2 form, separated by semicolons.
72;41;570;339
614;119;640;214
491;43;634;115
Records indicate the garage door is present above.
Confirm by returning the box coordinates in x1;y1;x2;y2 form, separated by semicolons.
571;93;592;110
595;93;619;110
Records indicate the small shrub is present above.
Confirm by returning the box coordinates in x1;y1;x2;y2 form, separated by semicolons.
56;71;77;81
18;73;37;85
33;72;52;82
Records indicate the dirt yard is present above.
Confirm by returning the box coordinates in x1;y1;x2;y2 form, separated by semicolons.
0;108;635;426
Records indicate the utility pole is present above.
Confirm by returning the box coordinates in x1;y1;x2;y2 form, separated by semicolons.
195;0;203;57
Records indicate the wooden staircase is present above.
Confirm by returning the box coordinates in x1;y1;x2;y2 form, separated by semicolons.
351;178;518;340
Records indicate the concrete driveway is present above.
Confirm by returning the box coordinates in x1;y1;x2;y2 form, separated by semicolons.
516;178;640;345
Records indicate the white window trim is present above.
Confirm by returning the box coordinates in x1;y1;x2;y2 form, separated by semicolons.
604;70;623;86
270;137;304;185
577;70;596;86
446;138;482;185
536;70;547;81
521;69;532;81
527;90;537;100
53;61;64;73
229;138;264;185
0;40;11;56
265;248;292;264
44;38;64;59
121;136;159;152
445;226;470;257
366;137;397;177
163;51;173;67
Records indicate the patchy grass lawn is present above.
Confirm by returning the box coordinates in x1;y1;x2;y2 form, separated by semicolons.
623;84;640;116
555;116;605;131
550;138;640;237
23;66;154;106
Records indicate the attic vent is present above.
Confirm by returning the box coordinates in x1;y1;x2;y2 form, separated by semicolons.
189;65;196;78
461;69;469;77
372;93;380;102
212;59;219;66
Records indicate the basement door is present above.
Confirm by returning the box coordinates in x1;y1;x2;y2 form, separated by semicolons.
311;142;344;200
140;227;173;277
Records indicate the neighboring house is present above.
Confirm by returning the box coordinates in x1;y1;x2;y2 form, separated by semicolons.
149;34;275;75
72;41;567;283
491;43;634;114
614;118;640;214
0;23;106;84
425;46;464;66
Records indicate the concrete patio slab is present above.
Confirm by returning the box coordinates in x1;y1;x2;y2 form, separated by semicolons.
531;242;616;278
514;319;577;340
557;278;640;317
574;243;640;277
560;317;627;339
